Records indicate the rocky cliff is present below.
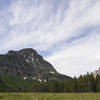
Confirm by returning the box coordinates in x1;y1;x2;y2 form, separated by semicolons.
0;48;69;81
93;67;100;78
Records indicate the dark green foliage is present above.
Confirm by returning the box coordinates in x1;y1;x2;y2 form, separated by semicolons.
0;73;100;92
48;80;61;92
96;75;100;92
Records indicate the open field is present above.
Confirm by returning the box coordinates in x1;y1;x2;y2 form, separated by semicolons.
0;93;100;100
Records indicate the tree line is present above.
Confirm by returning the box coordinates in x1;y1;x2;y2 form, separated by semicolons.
0;73;100;92
30;73;100;93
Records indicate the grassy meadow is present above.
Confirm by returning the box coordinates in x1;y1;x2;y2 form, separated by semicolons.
0;93;100;100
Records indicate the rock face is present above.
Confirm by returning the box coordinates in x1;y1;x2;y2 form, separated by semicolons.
0;48;69;81
93;67;100;78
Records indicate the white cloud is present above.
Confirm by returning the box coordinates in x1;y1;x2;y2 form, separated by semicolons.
2;0;100;50
46;32;100;77
0;0;100;76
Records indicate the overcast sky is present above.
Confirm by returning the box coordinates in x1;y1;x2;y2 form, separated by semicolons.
0;0;100;77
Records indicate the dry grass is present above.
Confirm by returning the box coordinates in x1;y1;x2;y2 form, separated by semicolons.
0;93;100;100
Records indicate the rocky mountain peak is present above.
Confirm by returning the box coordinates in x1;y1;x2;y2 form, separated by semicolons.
7;48;37;56
7;48;43;64
0;48;69;81
19;48;37;55
93;67;100;78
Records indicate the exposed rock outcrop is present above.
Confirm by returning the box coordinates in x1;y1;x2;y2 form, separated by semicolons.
93;67;100;78
0;48;70;81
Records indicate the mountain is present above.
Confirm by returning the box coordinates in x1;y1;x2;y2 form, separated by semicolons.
0;48;70;82
93;67;100;78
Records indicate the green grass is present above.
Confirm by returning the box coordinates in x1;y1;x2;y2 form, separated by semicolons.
0;93;100;100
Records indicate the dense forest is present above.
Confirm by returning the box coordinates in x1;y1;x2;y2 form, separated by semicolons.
0;73;100;92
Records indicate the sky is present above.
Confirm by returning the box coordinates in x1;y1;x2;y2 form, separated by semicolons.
0;0;100;77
